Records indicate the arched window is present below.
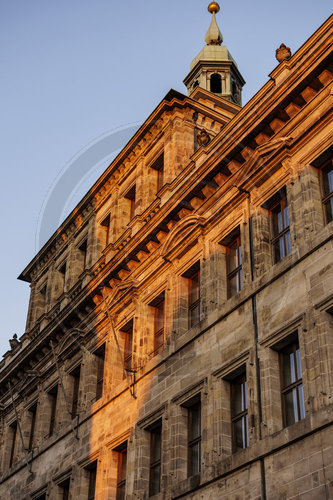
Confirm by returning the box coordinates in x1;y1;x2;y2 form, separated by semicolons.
210;73;222;93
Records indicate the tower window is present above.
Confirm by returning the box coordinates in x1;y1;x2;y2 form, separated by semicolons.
210;73;222;93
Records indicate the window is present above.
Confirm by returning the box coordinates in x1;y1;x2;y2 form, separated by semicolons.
280;340;305;427
79;239;88;270
48;385;58;437
70;365;81;418
321;158;333;223
210;73;222;93
115;443;127;500
149;421;162;496
225;229;243;297
231;373;249;451
95;345;105;400
9;421;17;468
86;461;97;500
187;400;201;476
271;194;291;262
58;262;67;295
149;293;165;356
183;262;201;328
40;284;47;299
151;153;164;192
28;404;37;451
121;320;133;373
125;185;136;221
101;213;111;248
59;478;71;500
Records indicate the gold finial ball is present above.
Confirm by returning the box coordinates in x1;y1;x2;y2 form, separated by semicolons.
208;2;220;14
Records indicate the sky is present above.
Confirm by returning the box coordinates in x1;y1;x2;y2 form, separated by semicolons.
0;0;332;358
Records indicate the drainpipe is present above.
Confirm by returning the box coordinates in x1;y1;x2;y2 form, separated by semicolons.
249;214;267;500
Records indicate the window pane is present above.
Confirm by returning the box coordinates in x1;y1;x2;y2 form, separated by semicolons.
150;464;161;495
298;384;306;420
228;242;238;272
283;349;296;386
295;347;302;379
285;231;291;256
229;274;238;298
283;205;289;227
285;388;299;426
325;199;333;223
234;417;246;450
190;274;200;304
189;442;201;476
190;406;201;440
190;303;200;327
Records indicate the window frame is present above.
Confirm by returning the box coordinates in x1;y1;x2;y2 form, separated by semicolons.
270;195;291;262
115;443;128;500
183;262;201;329
187;399;202;476
9;421;17;468
94;344;106;401
279;339;305;427
28;403;37;451
70;365;81;419
86;461;98;500
120;320;134;373
226;232;243;298
320;158;333;223
230;372;249;452
48;385;58;437
148;421;162;497
149;292;165;357
124;185;136;221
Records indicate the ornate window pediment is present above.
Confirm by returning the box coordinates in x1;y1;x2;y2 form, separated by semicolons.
160;215;206;262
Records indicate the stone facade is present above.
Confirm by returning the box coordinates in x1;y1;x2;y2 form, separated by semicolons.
0;10;332;500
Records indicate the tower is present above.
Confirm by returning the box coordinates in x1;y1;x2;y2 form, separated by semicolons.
184;2;245;105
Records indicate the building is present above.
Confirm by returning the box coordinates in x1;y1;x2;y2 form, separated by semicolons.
0;3;332;499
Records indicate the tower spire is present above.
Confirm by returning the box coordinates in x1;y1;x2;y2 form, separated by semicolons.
183;2;245;105
205;2;223;45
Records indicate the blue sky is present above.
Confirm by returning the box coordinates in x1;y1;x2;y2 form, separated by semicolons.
0;0;332;357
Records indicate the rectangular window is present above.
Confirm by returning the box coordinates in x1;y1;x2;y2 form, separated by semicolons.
231;373;249;451
149;422;162;496
149;293;165;357
125;185;136;221
59;478;70;500
187;400;201;476
183;262;201;328
95;345;105;400
48;385;58;437
86;461;97;500
115;443;127;500
101;213;111;248
28;404;37;451
280;340;305;427
70;365;81;418
9;422;17;468
321;158;333;223
79;239;88;270
58;262;67;295
271;194;291;262
226;231;243;297
121;320;134;373
151;153;164;192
